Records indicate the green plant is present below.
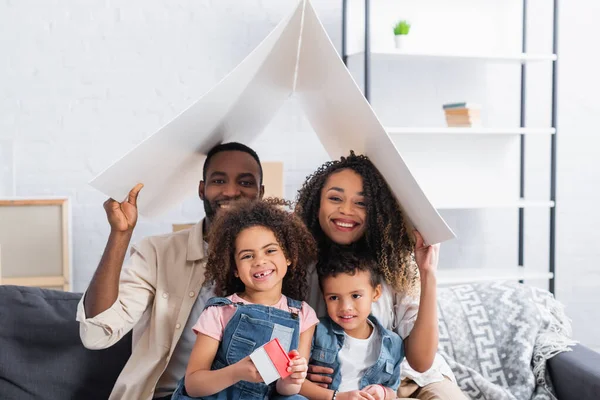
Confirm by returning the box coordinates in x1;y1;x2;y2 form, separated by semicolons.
393;20;411;35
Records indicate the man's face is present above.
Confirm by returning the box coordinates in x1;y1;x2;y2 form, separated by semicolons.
199;150;264;221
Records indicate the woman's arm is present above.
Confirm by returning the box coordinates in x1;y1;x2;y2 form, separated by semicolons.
276;325;315;395
403;231;439;372
185;333;261;397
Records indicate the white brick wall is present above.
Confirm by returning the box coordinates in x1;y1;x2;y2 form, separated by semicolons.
1;0;599;349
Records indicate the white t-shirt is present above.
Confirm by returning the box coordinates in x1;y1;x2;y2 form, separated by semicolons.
337;320;381;392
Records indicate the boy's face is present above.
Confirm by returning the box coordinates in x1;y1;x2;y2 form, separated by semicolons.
321;270;381;338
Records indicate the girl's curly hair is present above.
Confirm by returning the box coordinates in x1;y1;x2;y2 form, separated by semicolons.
204;198;317;301
295;151;418;294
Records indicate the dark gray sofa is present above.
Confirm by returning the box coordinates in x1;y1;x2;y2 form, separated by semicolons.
0;285;131;400
0;285;598;400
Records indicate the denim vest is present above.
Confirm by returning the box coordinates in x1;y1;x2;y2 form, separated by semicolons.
310;315;404;391
171;296;302;400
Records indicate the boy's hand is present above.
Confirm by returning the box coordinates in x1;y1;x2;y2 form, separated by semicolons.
307;364;334;388
282;350;308;385
362;384;386;400
234;356;263;383
337;390;375;400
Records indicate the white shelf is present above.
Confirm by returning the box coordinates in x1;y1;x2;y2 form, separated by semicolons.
437;267;554;285
435;200;555;210
387;127;556;136
349;49;557;64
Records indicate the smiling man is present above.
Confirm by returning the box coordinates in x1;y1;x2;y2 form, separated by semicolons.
77;142;264;400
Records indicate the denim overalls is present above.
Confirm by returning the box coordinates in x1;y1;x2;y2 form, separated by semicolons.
171;296;302;400
310;315;404;391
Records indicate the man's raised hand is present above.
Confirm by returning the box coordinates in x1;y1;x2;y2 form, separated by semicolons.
103;183;143;233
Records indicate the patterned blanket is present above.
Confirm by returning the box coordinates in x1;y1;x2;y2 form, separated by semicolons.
437;282;576;400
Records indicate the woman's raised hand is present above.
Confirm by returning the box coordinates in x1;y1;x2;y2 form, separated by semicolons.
413;230;440;277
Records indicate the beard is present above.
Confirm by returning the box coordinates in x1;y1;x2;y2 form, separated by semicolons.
203;196;242;222
203;197;218;221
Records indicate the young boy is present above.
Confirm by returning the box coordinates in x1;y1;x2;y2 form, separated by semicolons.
300;246;404;400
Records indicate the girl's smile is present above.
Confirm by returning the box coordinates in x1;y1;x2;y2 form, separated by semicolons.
234;225;290;303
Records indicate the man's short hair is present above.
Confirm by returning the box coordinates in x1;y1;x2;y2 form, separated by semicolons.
317;244;382;289
202;142;263;184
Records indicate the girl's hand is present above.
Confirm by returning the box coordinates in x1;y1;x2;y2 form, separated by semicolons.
338;390;375;400
413;230;440;276
234;356;263;383
362;384;386;400
283;350;308;385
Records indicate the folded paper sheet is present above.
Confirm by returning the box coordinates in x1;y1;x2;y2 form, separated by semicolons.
90;0;455;244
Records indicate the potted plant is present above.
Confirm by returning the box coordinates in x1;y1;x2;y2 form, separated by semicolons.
393;20;411;49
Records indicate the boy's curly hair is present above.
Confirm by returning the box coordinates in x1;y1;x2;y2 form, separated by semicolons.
317;244;382;289
204;198;317;301
295;151;418;294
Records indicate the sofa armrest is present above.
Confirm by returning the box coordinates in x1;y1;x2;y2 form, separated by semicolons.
547;344;600;400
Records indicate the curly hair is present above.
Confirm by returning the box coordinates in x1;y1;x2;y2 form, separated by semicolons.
317;244;382;289
204;198;317;301
295;151;418;294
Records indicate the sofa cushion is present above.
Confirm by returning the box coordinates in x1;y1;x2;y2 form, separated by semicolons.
0;285;131;400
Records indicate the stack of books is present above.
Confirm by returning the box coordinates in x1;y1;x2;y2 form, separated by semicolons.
443;102;482;127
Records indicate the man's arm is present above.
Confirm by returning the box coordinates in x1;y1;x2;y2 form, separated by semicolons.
84;230;134;317
77;184;156;350
84;184;143;317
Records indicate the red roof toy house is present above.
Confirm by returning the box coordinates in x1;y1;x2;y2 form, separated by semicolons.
249;338;292;385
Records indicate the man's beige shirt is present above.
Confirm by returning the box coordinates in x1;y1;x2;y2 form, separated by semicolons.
76;221;207;400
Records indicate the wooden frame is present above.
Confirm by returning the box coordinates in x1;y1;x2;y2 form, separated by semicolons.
0;198;71;291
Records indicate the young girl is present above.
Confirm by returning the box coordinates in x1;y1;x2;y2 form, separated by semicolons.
295;151;467;400
171;199;319;400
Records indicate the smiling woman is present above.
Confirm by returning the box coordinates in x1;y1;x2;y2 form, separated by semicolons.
296;151;468;399
318;168;367;245
295;151;417;293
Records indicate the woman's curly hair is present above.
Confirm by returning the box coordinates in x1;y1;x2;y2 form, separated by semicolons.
204;198;317;301
295;151;418;294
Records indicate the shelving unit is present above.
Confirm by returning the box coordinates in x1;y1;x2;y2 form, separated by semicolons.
341;0;559;292
387;127;556;136
435;200;555;210
437;267;554;286
347;49;557;64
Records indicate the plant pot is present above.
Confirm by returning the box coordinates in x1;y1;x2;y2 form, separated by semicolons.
394;35;408;50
